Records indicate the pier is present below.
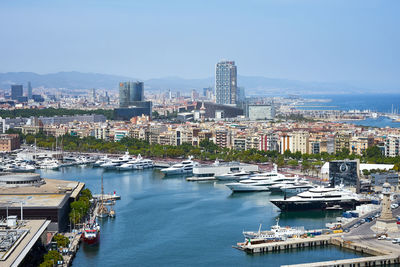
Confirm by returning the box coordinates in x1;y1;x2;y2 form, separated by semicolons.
241;235;400;266
93;193;121;201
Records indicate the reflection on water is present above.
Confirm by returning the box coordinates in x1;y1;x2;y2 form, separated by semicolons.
37;167;364;267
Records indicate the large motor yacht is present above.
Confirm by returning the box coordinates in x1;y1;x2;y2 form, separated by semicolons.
160;157;198;175
215;170;251;181
270;185;362;211
101;151;135;169
117;155;154;171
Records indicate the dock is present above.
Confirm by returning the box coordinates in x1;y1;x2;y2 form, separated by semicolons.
238;234;400;266
93;194;121;200
241;235;336;254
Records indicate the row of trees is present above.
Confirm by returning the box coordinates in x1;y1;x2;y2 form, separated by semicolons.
69;188;93;224
0;108;114;120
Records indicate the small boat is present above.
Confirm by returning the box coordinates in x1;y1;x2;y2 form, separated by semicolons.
243;219;305;241
109;208;116;218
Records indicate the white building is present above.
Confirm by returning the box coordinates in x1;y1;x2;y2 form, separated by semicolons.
248;105;275;120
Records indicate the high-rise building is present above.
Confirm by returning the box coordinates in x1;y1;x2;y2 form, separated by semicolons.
11;85;23;100
91;88;96;102
130;82;144;102
119;81;144;107
237;87;245;102
27;82;33;99
215;61;237;105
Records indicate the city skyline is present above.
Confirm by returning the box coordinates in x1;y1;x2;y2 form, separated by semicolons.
0;0;399;90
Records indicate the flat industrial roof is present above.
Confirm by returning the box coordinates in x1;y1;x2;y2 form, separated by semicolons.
0;194;67;208
0;178;85;208
0;178;83;195
1;219;51;267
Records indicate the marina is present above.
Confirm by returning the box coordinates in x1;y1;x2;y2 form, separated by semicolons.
35;165;390;266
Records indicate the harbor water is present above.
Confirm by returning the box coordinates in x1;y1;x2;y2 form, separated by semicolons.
38;167;365;266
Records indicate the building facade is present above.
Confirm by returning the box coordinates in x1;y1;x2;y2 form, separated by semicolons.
119;81;144;108
0;134;20;152
215;61;237;105
11;85;23;100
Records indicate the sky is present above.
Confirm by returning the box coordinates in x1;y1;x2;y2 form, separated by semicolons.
0;0;399;88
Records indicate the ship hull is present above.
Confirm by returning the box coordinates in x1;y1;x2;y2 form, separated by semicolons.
82;232;100;245
226;184;270;192
271;199;360;211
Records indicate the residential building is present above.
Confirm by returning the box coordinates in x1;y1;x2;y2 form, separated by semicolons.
0;134;20;152
385;135;400;157
335;132;352;153
259;132;279;151
350;136;374;155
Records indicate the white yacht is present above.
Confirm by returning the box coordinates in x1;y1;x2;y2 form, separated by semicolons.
225;168;295;192
225;179;272;192
160;157;199;176
243;219;305;241
215;170;251;181
117;155;154;171
267;177;303;192
270;185;362;211
190;160;259;180
101;151;135;169
93;155;110;167
39;158;60;170
100;160;120;170
280;181;315;195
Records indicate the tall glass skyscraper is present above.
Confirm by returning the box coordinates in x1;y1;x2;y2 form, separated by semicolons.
215;61;237;105
11;85;23;100
27;82;33;99
119;81;144;107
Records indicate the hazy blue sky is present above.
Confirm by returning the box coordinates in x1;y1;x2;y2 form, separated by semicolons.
0;0;399;88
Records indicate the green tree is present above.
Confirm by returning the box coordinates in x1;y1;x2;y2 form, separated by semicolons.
53;234;70;248
43;250;62;264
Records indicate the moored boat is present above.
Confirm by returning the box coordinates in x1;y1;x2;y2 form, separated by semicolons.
81;219;100;245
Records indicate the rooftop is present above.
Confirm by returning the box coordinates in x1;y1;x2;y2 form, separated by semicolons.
0;219;50;267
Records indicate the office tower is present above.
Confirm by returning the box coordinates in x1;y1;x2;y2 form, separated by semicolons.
27;82;33;99
119;82;130;107
237;87;245;102
215;61;237;105
130;82;144;102
119;81;144;108
11;85;23;100
116;81;151;120
191;89;199;101
91;88;96;102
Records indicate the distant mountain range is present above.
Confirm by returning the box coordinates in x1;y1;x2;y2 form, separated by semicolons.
0;71;395;95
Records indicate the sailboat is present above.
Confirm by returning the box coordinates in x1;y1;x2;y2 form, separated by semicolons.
96;174;109;218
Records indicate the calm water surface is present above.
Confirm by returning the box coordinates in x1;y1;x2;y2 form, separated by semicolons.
37;167;365;267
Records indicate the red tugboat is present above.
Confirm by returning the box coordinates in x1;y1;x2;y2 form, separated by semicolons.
81;219;100;245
